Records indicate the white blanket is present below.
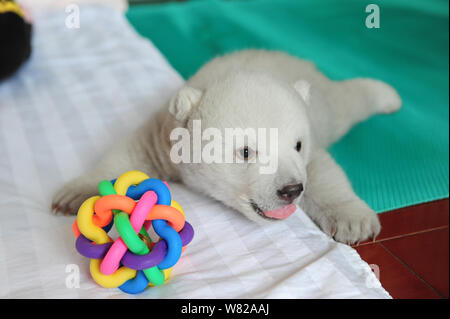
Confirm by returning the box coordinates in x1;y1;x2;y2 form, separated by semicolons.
0;5;390;299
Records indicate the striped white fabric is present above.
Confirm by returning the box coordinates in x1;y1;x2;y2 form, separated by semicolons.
0;5;390;299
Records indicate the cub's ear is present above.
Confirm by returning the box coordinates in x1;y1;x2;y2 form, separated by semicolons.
293;80;311;104
169;86;203;122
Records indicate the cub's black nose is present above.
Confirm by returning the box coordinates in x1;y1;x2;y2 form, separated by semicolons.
277;183;303;202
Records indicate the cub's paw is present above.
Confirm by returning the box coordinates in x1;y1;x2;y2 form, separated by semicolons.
369;79;402;114
317;203;381;245
51;178;97;215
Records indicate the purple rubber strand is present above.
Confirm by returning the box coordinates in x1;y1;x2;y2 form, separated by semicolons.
76;235;112;259
75;221;194;269
122;222;195;270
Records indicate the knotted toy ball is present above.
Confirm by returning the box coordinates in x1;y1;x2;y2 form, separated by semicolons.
72;170;194;294
0;0;32;81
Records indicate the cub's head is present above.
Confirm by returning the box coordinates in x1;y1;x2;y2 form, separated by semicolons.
169;71;312;223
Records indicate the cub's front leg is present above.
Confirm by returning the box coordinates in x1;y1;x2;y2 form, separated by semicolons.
299;149;380;244
51;131;159;215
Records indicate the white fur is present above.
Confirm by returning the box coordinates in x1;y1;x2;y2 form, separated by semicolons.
52;50;401;244
293;80;311;104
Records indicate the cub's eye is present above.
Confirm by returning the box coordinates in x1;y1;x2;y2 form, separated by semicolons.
237;147;255;161
296;141;302;152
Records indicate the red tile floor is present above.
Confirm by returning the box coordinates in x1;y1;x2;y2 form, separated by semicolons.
354;199;449;299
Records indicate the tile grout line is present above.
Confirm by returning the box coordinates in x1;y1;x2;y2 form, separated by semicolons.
354;225;449;247
379;242;445;299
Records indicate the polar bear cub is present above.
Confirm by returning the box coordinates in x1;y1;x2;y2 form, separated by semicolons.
52;50;401;244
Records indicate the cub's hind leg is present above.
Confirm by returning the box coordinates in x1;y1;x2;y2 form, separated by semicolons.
325;78;402;146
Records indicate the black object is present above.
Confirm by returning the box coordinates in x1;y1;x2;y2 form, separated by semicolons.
0;10;32;81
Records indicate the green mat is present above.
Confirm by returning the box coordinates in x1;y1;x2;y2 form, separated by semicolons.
126;0;449;213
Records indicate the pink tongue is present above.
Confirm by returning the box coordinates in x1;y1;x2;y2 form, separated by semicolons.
263;204;297;219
